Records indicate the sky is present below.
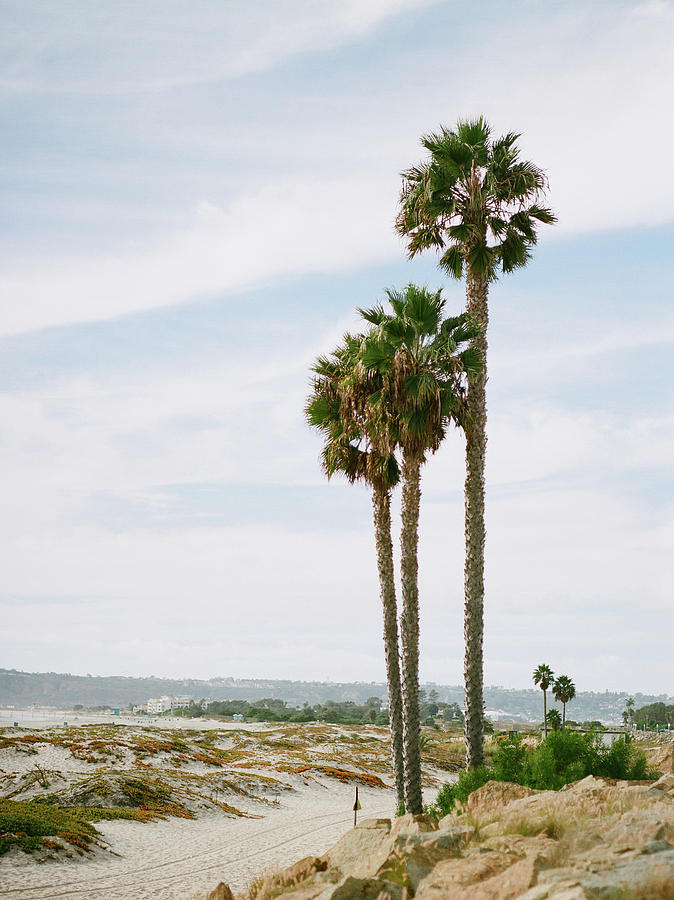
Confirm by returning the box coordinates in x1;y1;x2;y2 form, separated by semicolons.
1;0;672;694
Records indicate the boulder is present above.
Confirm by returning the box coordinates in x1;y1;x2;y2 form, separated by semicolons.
321;818;392;879
243;856;327;900
389;812;437;839
606;811;669;851
377;825;475;890
416;855;540;899
464;780;539;819
650;772;674;794
519;885;590;899
646;743;674;775
540;846;674;897
413;849;516;894
315;876;403;900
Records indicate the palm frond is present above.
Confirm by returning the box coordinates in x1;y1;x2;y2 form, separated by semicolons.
358;304;388;326
438;244;464;279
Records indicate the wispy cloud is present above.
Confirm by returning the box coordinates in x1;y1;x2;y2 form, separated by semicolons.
0;0;440;96
0;177;399;337
2;2;673;336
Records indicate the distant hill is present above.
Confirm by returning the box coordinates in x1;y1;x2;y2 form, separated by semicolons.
1;669;671;724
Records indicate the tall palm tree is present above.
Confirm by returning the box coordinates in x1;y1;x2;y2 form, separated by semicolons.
396;118;556;768
305;336;406;806
533;664;555;739
359;284;481;813
553;675;576;727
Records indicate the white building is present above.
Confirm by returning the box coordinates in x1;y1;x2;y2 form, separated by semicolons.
147;696;172;715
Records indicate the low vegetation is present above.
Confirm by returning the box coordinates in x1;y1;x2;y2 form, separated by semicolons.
430;729;657;818
0;799;102;856
0;721;408;858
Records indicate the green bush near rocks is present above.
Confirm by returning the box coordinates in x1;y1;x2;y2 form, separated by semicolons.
430;730;656;818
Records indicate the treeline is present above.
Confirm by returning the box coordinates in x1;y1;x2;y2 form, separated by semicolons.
634;702;674;728
174;695;465;726
2;670;672;724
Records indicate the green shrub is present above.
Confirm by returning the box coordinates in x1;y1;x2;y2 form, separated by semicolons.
491;736;527;784
430;766;491;818
429;730;656;818
594;734;654;781
523;729;590;790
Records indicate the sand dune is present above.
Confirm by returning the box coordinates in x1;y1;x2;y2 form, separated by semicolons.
0;719;453;898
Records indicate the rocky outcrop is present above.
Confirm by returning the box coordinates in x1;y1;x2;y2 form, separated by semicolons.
646;742;674;775
204;774;674;899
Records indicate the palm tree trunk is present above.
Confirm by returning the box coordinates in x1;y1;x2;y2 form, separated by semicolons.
372;482;405;806
400;451;423;814
562;702;566;728
463;265;489;769
543;689;548;739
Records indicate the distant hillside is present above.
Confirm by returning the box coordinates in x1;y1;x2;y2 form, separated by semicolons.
1;669;671;723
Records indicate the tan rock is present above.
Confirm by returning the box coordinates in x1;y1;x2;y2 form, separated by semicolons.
464;780;539;819
561;774;609;796
389;812;437;839
247;855;328;900
650;772;674;793
519;884;590;900
484;833;559;867
606;812;667;851
376;825;475;890
563;847;674;897
413;849;515;893
315;876;403;900
546;888;591;900
322;818;392;879
416;855;539;899
646;743;674;775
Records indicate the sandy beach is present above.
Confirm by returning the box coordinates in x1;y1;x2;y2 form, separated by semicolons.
1;779;394;899
0;718;450;899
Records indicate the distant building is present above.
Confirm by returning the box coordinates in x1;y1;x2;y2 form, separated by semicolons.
147;696;172;715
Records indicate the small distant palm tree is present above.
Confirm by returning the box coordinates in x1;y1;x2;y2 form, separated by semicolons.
553;675;576;727
545;708;562;732
625;696;635;728
533;664;554;738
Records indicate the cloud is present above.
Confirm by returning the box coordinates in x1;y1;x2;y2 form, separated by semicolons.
2;3;673;336
1;317;672;689
0;176;399;338
0;0;440;95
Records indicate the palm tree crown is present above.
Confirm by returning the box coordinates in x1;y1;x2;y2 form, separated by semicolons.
358;284;482;458
533;664;554;691
306;333;400;492
396;117;556;281
553;675;576;727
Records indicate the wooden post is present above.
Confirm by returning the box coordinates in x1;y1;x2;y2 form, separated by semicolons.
353;785;361;827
